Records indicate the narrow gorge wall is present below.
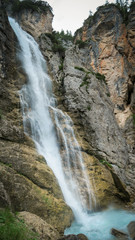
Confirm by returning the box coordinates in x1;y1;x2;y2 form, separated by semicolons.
74;4;135;198
38;15;131;208
0;1;73;237
0;1;135;239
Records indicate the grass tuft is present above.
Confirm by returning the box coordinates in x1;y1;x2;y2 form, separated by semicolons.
0;209;39;240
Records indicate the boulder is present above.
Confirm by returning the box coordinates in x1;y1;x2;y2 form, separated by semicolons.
18;211;60;240
58;234;88;240
77;233;89;240
58;234;78;240
127;221;135;240
111;228;128;239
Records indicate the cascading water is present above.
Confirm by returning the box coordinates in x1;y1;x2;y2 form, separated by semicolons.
9;17;135;240
8;17;96;221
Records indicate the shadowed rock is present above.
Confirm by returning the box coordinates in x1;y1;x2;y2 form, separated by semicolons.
58;233;88;240
111;228;128;239
127;221;135;240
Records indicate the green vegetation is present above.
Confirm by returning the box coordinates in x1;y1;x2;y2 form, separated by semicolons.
59;61;64;71
114;0;129;24
52;43;65;57
8;0;52;14
74;0;133;39
45;30;73;60
96;0;131;24
75;66;86;72
46;30;73;43
95;72;106;83
106;92;110;97
75;66;106;91
0;209;38;240
75;66;90;93
54;30;73;42
75;40;88;49
80;73;90;93
45;32;66;58
99;158;112;168
87;105;91;111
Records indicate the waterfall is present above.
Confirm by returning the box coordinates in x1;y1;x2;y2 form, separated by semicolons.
8;17;96;223
8;17;135;240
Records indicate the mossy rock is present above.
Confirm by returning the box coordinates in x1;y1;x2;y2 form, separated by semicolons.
0;141;73;233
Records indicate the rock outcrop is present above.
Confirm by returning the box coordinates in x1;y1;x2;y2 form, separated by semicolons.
75;5;135;121
127;221;135;240
61;4;135;201
7;0;53;40
0;0;73;235
38;22;130;208
58;234;88;240
111;228;128;240
18;211;60;240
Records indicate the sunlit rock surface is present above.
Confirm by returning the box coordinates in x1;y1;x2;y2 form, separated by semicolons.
18;211;60;240
66;5;135;202
7;0;53;40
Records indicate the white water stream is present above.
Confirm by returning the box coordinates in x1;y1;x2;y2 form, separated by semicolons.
9;17;135;240
9;17;95;219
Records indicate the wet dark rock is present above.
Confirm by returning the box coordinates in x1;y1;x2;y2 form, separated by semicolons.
77;233;89;240
58;234;88;240
58;235;78;240
127;221;135;240
111;228;128;239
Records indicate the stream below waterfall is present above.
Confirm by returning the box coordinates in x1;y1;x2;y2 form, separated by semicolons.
9;17;135;240
65;207;135;240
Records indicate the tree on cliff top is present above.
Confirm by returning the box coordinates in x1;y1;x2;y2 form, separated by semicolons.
6;0;53;14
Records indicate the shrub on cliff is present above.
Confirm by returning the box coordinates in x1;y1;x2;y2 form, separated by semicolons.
96;0;129;24
45;31;66;58
75;40;88;48
55;30;73;42
10;0;52;14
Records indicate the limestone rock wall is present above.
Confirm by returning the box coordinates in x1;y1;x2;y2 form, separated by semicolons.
73;4;135;201
38;32;131;208
0;0;73;236
13;9;53;40
38;4;135;205
75;5;135;125
6;0;53;40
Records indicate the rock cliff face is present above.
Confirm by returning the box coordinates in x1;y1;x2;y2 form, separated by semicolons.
0;0;73;237
13;8;53;40
38;4;135;204
74;4;135;198
0;0;135;238
38;19;130;208
75;5;135;121
6;0;53;40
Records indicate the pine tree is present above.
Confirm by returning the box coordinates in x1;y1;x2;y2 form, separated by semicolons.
89;10;93;16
